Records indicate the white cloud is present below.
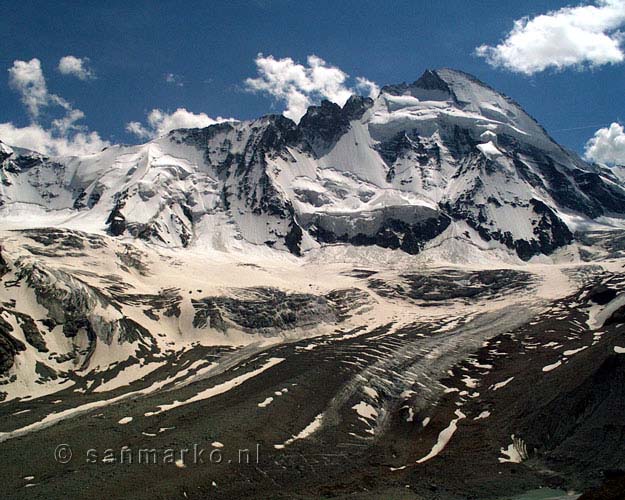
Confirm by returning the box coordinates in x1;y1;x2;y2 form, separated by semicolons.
51;109;85;136
244;54;379;122
476;0;625;74
0;122;109;157
164;73;184;87
355;76;380;98
58;55;95;80
2;58;108;156
126;108;236;139
8;58;70;118
584;122;625;165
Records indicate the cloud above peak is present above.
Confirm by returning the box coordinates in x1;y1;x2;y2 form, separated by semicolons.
0;122;109;157
476;0;625;74
58;55;95;80
244;54;379;122
2;58;108;156
126;108;236;140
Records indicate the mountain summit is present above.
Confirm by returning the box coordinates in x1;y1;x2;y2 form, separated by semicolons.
1;69;624;261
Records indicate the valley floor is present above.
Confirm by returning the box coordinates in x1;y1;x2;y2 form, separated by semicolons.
0;229;624;499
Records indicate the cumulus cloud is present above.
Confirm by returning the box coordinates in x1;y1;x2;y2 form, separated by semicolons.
126;108;236;139
0;122;109;157
58;55;95;80
2;58;108;156
355;76;380;98
8;58;70;118
244;54;379;122
584;122;625;165
476;0;625;74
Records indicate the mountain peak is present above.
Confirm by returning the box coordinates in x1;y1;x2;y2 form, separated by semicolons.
413;69;452;92
2;68;624;263
376;68;553;149
394;68;510;107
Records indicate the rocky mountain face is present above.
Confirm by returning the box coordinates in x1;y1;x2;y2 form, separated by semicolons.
2;69;624;261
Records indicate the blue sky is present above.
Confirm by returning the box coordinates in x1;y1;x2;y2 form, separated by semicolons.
1;0;625;162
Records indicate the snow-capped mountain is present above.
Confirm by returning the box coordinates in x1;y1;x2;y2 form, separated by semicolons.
2;69;624;261
2;70;625;500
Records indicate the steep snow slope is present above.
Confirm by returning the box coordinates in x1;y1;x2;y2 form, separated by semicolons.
1;69;624;261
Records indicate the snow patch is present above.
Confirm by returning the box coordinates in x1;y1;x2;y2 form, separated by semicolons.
477;141;501;159
145;357;284;417
416;410;466;464
491;377;514;391
362;386;378;399
499;435;527;464
353;401;378;421
258;397;274;408
563;346;588;357
274;413;324;449
542;360;562;372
